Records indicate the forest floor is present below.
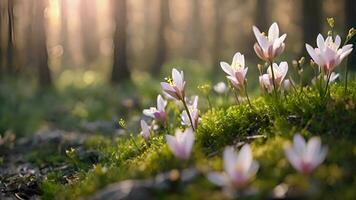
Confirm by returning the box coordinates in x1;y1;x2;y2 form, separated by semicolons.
1;77;356;200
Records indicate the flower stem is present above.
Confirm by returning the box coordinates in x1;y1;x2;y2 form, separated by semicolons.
269;61;278;98
323;72;331;99
344;64;349;95
244;85;253;109
182;100;195;131
233;89;240;105
206;94;212;110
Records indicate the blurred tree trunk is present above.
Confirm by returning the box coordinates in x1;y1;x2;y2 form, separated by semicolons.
24;0;35;68
34;0;52;87
0;1;4;76
302;0;322;51
255;0;268;30
345;0;356;71
111;0;130;84
6;0;15;74
211;0;224;75
151;0;170;75
80;0;99;64
60;0;70;66
184;0;202;60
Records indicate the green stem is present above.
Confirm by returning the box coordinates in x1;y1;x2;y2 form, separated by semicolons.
206;94;212;110
344;62;349;95
182;100;195;131
323;72;331;99
233;89;240;105
244;85;253;109
269;60;278;98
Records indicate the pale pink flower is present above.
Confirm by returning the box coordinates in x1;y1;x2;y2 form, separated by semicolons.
259;62;288;93
181;96;200;130
207;145;259;188
140;120;151;140
214;82;228;94
312;72;339;85
166;128;194;160
253;22;287;62
284;134;328;174
161;68;186;101
220;52;248;90
306;34;353;75
143;95;167;123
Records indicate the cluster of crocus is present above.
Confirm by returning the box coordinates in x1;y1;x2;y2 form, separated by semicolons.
161;68;200;131
139;68;200;160
259;62;289;93
253;23;289;95
207;134;328;191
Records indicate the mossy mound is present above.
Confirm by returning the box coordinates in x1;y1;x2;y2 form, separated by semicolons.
38;82;356;199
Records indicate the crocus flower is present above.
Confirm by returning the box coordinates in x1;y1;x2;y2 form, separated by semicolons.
143;95;167;123
214;82;227;94
207;145;259;189
306;34;353;75
161;68;186;101
253;22;287;62
181;96;200;130
140;120;151;140
312;72;339;85
166;128;194;160
284;134;328;174
259;62;288;92
220;52;248;90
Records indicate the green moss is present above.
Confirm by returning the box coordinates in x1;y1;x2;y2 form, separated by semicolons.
39;81;356;199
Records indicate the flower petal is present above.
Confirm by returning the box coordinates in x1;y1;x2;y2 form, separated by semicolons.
236;144;253;173
223;146;238;177
220;62;234;76
207;172;228;187
268;22;279;41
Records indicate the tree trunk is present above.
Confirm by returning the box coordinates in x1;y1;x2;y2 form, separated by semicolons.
34;0;52;87
184;0;202;60
302;0;322;49
111;0;130;84
60;0;70;66
255;0;268;31
80;0;99;64
211;0;224;75
345;0;356;71
6;0;15;74
0;1;4;76
151;0;169;75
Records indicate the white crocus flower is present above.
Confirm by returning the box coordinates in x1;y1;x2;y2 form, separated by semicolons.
166;128;195;160
143;94;167;123
306;34;353;75
284;134;328;174
181;96;200;130
161;68;186;101
259;62;288;93
253;22;287;62
140;120;151;140
207;145;259;188
213;82;227;94
220;52;248;90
